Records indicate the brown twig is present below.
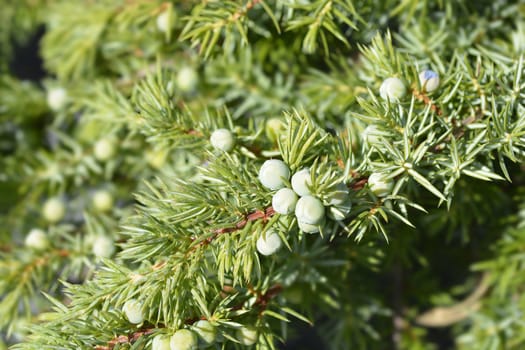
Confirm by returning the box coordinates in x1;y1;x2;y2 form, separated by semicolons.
186;206;275;256
186;129;204;137
412;89;442;115
351;178;368;191
227;283;283;315
94;328;155;350
255;284;283;314
431;108;483;153
196;206;275;246
22;249;70;275
230;0;261;21
0;244;12;253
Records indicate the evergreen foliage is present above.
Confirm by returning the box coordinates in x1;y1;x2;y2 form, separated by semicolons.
2;0;525;349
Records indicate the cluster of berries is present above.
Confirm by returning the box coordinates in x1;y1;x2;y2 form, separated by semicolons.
122;299;258;349
380;69;440;101
25;191;116;258
258;160;351;236
255;158;396;254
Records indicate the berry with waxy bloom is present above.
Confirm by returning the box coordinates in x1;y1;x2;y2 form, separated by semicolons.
25;229;49;250
210;128;235;152
123;299;144;324
272;188;298;215
380;77;406;101
295;195;325;225
291;168;312;196
256;230;282;256
170;329;198;350
43;197;65;223
236;326;258;346
419;69;440;92
368;172;394;197
259;159;290;190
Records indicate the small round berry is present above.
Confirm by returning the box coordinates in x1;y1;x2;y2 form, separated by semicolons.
176;67;198;93
236;326;258;346
362;125;383;146
156;10;175;33
94;138;117;161
146;148;169;169
295;195;325;225
368;173;394;197
92;190;114;213
291;168;312;196
272;188;298;215
193;320;217;346
380;77;406;101
327;201;352;221
419;70;440;92
166;81;176;96
152;335;171;350
10;318;30;343
325;183;349;206
92;236;115;258
256;231;282;256
265;118;285;143
47;87;67;111
25;228;49;250
210;129;235;152
258;159;290;190
170;329;198;350
123;299;144;324
297;220;322;234
130;273;146;285
42;197;65;223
